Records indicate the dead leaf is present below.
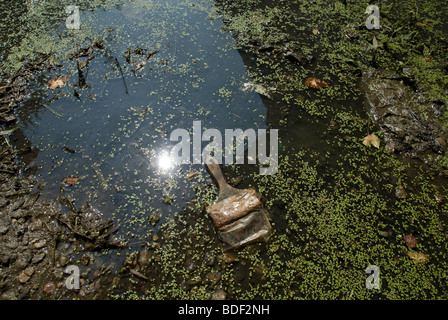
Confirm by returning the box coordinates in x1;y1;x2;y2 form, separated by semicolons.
407;251;428;264
362;134;380;148
186;171;198;179
304;77;328;89
241;82;275;98
62;176;80;186
403;234;417;248
48;76;68;89
0;127;18;136
312;29;320;35
372;36;379;50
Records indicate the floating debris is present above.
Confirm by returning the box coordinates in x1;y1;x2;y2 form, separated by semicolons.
47;76;68;89
362;133;380;149
407;251;429;264
404;234;418;248
205;155;272;249
186;171;198;179
63;145;76;154
241;82;275;99
304;76;329;89
62;176;80;186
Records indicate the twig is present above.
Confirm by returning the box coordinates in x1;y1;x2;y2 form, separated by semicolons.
115;58;129;94
0;168;16;174
0;128;12;153
76;59;87;88
129;269;148;280
92;265;113;281
42;104;62;117
367;116;371;135
55;217;95;242
2;136;11;149
0;84;12;90
0;147;10;157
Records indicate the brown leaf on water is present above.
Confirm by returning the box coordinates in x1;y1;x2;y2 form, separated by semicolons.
62;176;80;186
304;77;328;89
362;134;380;148
186;171;198;179
48;76;68;89
407;251;428;264
403;234;417;248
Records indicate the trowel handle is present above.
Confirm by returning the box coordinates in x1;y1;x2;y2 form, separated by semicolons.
205;154;228;190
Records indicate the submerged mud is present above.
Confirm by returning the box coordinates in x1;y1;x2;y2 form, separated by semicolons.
363;68;446;160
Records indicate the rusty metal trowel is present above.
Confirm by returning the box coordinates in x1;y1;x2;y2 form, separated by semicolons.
204;154;272;249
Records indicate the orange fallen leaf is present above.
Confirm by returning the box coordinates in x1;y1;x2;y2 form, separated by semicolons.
62;176;80;186
304;77;328;89
362;134;380;148
48;76;68;89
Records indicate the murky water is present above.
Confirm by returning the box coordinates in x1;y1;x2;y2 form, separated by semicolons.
11;0;368;242
15;0;270;240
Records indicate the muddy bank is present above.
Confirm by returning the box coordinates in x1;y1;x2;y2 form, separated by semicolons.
1;59;125;298
363;68;447;168
217;0;448;171
0;148;126;299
